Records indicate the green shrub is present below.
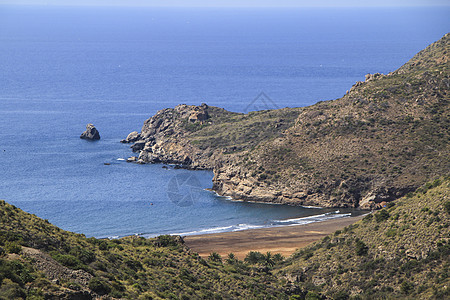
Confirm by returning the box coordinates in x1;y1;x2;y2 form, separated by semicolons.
273;253;284;263
305;291;321;300
0;259;34;287
432;178;442;188
51;254;81;269
208;252;222;263
263;252;275;267
375;210;390;222
226;253;236;264
244;251;265;264
363;214;373;222
0;279;26;299
355;239;368;256
5;242;21;254
179;268;197;283
98;241;109;251
444;201;450;214
88;277;111;295
154;235;180;247
69;246;96;264
401;281;414;294
385;228;397;237
406;192;414;198
124;259;143;271
334;290;350;300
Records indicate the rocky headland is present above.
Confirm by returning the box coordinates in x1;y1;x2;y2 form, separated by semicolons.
122;34;449;209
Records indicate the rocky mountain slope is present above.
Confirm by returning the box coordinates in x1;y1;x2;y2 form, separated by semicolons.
279;176;450;299
123;33;449;209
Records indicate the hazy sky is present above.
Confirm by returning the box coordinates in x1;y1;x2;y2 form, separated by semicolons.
0;0;449;7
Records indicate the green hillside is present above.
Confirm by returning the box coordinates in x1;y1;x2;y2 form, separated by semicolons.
279;176;450;299
0;200;287;299
1;177;449;299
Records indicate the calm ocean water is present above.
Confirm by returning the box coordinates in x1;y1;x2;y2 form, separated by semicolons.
0;6;448;238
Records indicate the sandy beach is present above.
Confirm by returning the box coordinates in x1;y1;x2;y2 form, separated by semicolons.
184;215;365;259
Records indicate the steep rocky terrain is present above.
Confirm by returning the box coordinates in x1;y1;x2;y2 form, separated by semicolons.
279;176;450;299
123;33;449;208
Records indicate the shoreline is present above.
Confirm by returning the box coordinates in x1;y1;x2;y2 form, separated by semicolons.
184;214;365;260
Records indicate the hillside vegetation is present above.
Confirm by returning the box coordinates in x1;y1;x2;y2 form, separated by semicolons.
279;176;450;299
1;178;449;299
0;200;289;299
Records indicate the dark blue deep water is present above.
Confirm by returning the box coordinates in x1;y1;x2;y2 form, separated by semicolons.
0;6;448;237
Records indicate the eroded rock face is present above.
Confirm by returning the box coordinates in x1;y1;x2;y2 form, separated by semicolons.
119;35;449;209
80;124;100;140
123;103;216;168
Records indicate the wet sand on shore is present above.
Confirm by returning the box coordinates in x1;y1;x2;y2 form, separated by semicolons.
184;215;365;260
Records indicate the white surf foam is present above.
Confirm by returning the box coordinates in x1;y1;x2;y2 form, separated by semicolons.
276;211;351;225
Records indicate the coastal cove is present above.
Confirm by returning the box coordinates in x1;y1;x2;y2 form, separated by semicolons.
1;3;449;299
1;6;449;240
2;146;364;239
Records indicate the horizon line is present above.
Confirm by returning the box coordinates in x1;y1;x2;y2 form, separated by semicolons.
1;0;449;8
1;4;450;8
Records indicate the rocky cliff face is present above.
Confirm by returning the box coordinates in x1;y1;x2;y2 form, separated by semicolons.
123;34;449;209
121;103;237;169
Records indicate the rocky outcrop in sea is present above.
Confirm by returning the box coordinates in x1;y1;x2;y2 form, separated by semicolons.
80;123;100;140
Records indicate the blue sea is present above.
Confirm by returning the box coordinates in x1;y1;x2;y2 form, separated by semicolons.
0;5;448;238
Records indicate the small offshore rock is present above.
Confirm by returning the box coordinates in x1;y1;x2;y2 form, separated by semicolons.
80;123;100;140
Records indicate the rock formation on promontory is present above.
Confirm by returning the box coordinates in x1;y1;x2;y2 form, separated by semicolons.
80;123;100;140
122;34;449;209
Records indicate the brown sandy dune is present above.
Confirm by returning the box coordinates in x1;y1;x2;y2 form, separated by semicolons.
184;215;365;260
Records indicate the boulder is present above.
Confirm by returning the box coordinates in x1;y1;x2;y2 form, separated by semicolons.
126;156;138;163
130;140;146;152
189;111;209;123
365;73;382;82
188;104;210;123
121;131;140;143
80;124;100;140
